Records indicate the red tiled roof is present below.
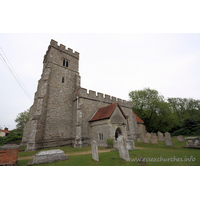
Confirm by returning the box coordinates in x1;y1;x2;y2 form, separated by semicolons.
132;111;144;124
89;102;127;122
0;129;10;134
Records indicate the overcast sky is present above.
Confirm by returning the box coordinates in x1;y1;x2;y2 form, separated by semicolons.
0;33;200;130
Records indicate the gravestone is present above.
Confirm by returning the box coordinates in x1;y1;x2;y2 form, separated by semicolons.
177;135;184;142
146;133;151;139
137;138;143;143
91;140;99;161
165;139;174;147
143;137;150;144
157;132;165;142
164;132;171;140
27;149;69;165
157;131;163;137
126;140;135;150
151;136;158;145
117;135;130;161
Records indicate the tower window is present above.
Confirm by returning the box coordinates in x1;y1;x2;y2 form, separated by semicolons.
63;60;65;66
66;60;68;67
62;77;64;83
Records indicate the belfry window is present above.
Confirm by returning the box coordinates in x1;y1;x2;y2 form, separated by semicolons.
62;77;64;83
63;59;68;67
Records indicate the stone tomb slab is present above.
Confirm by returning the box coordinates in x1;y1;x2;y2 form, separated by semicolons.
27;149;69;165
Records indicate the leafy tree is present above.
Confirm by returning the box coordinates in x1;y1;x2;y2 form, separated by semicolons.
15;109;29;131
129;88;178;133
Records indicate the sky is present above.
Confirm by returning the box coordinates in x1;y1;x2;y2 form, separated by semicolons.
0;33;200;130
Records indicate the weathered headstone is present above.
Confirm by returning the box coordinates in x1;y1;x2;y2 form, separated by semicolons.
151;135;158;145
143;137;150;144
117;135;130;161
126;140;135;150
27;149;69;165
157;132;165;142
164;132;171;140
177;135;184;142
146;133;151;139
165;139;174;147
157;131;163;137
137;138;143;143
91;140;99;161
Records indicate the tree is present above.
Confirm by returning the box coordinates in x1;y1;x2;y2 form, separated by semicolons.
15;109;29;131
129;88;178;133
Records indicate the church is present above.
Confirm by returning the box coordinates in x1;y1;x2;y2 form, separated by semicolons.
21;39;140;151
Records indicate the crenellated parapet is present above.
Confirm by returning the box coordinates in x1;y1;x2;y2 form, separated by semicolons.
77;87;132;108
43;39;79;62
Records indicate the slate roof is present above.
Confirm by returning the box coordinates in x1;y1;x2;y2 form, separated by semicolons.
132;111;144;124
89;102;127;122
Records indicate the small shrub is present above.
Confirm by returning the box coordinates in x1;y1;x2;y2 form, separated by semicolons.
107;137;114;148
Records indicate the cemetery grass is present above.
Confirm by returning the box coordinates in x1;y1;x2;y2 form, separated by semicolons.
17;136;200;166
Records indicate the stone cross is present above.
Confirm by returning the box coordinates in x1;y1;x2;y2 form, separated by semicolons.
117;135;130;161
91;140;99;161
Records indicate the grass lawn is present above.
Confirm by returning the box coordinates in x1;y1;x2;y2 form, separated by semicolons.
17;135;200;166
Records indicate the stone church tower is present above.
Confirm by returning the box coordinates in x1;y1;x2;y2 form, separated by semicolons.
22;39;140;151
21;39;81;151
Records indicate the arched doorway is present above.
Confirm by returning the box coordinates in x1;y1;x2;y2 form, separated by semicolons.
115;127;122;141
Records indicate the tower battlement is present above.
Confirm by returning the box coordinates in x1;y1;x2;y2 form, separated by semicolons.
43;39;79;62
77;87;132;108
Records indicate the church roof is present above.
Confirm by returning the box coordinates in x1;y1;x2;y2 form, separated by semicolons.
132;111;144;124
89;102;127;122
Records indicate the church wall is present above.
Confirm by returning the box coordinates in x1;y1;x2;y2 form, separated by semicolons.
77;88;139;140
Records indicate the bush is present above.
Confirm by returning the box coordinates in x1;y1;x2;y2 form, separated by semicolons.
0;131;23;145
107;137;114;148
